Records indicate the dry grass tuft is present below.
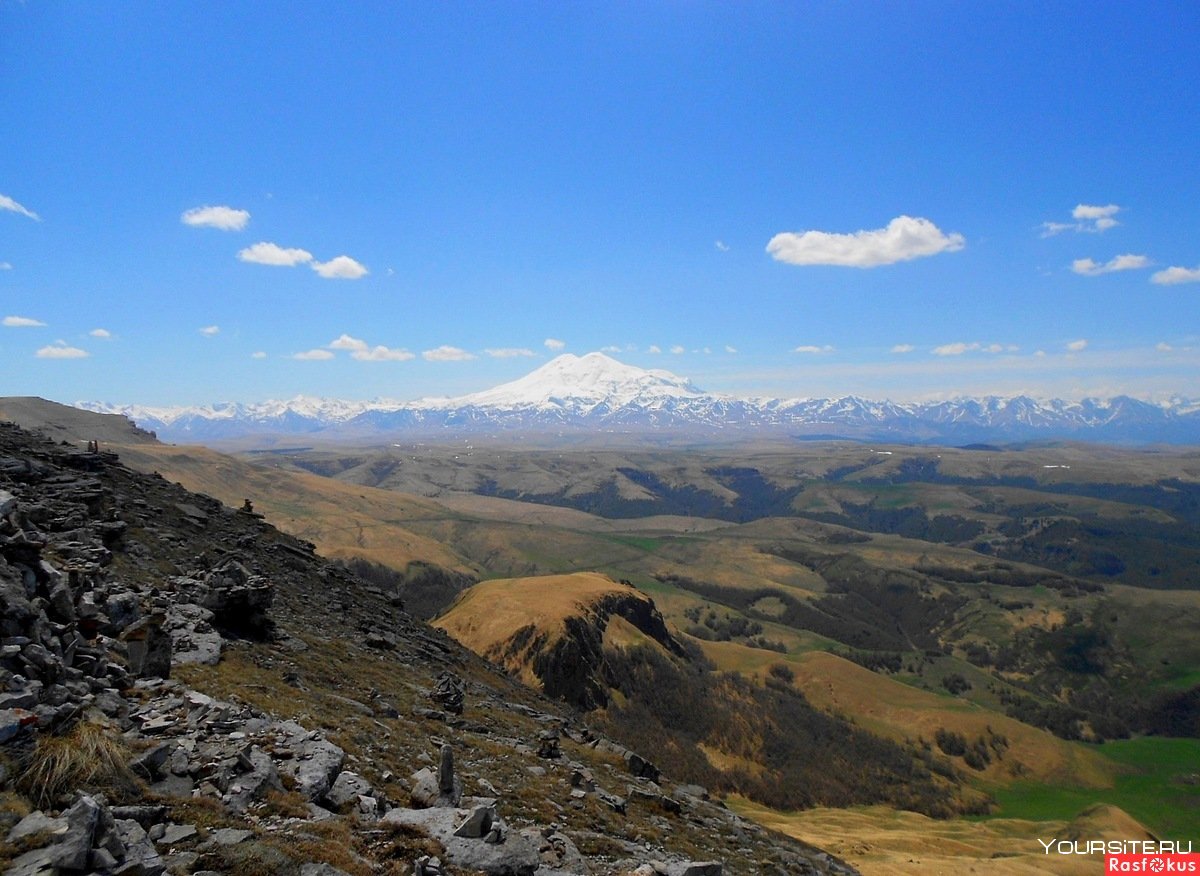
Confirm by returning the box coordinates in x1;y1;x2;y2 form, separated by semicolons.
153;793;234;831
0;792;39;873
17;718;140;808
258;788;311;819
0;788;32;823
371;822;445;873
203;839;298;876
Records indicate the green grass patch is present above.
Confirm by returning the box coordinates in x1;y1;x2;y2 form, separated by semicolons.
635;575;677;597
983;737;1200;838
1157;668;1200;692
602;534;666;552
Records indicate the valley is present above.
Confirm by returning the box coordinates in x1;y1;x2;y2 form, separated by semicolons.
235;437;1200;859
135;441;1200;859
5;396;1197;873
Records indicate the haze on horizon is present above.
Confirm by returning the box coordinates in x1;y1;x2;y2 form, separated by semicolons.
2;3;1199;407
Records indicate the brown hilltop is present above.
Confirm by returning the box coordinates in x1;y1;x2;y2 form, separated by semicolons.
434;572;684;710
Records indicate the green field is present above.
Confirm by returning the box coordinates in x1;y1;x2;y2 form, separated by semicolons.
985;737;1200;839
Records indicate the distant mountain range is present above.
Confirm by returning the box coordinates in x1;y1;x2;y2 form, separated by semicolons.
79;352;1200;444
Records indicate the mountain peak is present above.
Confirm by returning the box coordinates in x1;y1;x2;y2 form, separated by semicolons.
431;351;706;410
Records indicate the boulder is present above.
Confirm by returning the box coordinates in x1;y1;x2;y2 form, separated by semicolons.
410;767;462;809
124;613;172;679
430;671;464;714
300;865;354;876
325;770;374;812
519;827;592;874
453;805;496;839
48;795;102;871
278;732;344;801
666;863;723;876
202;558;273;638
624;750;661;782
129;742;175;781
226;746;283;812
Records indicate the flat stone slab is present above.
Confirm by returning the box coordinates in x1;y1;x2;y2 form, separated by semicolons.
159;823;198;845
383;807;540;876
202;827;253;847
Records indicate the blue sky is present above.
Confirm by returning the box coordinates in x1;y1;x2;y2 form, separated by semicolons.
2;2;1199;406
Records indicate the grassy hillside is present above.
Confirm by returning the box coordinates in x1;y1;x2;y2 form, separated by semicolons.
91;431;1200;864
434;573;978;817
112;442;473;574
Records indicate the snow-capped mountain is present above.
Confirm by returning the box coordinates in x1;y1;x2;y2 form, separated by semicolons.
420;352;707;411
78;352;1200;445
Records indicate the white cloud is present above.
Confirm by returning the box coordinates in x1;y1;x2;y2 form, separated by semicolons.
238;242;314;267
544;338;566;351
725;345;738;354
670;345;686;354
353;345;414;361
647;345;662;354
1066;339;1088;352
312;255;368;280
891;344;915;354
36;341;88;359
485;347;535;358
1041;203;1121;236
199;325;220;337
715;240;729;252
422;345;475;362
251;351;267;359
3;315;46;327
1156;342;1174;352
326;334;413;360
1073;203;1119;221
1151;265;1200;285
1071;253;1149;276
293;349;334;360
0;194;39;221
793;344;834;354
1039;221;1075;237
932;342;979;356
930;341;1014;355
767;215;964;268
181;205;250;231
0;262;11;270
600;345;623;354
328;334;368;352
89;328;112;339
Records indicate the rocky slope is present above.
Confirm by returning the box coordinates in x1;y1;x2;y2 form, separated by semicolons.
0;420;856;875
